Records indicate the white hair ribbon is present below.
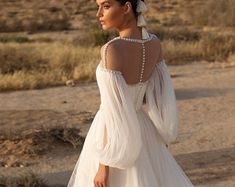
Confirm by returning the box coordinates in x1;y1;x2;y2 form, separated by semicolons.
136;0;149;39
136;0;148;14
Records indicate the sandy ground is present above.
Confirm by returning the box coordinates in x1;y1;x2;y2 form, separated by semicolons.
0;61;235;187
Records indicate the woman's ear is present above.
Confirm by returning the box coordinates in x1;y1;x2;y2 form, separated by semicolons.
122;1;132;15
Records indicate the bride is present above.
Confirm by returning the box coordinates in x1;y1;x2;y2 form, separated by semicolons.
67;0;194;186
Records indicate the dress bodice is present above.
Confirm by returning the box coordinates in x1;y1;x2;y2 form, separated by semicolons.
126;83;148;111
96;63;149;112
97;33;157;112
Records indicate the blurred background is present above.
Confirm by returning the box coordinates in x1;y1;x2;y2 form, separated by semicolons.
0;0;234;186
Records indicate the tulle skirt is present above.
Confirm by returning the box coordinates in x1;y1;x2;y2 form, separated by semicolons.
67;109;194;187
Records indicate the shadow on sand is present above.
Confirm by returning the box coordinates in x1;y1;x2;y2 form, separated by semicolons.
176;88;235;100
175;147;235;185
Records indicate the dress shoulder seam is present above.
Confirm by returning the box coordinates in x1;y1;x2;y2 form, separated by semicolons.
103;37;121;69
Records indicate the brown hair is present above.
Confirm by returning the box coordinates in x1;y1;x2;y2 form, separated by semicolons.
116;0;145;17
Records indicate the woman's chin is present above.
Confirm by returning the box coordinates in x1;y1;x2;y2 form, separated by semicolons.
101;25;109;30
101;24;113;30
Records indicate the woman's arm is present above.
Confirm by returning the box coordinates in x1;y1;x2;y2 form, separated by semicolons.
99;125;109;167
94;126;109;187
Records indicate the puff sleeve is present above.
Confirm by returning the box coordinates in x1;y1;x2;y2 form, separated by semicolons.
94;41;142;169
145;60;179;145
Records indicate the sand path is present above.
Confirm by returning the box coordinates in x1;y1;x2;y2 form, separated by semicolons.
0;62;234;187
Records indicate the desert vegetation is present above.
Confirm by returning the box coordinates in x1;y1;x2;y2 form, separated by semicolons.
188;0;235;27
0;172;50;187
1;1;235;186
0;29;235;91
0;40;100;91
0;0;234;91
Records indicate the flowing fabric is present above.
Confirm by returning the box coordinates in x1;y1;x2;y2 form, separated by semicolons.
67;34;194;187
146;60;178;145
95;65;142;169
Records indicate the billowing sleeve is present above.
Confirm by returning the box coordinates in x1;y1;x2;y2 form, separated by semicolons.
95;66;142;169
145;60;179;145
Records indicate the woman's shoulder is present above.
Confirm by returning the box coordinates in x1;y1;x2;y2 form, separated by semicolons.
99;37;124;71
100;36;122;56
102;32;161;49
100;32;162;69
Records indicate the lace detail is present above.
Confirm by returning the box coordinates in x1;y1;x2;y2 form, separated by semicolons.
98;63;122;75
155;59;165;67
118;33;154;43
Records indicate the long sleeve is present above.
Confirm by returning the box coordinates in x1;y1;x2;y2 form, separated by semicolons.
95;65;142;169
145;60;179;145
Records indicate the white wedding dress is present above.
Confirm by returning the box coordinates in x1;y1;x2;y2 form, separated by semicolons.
67;33;194;187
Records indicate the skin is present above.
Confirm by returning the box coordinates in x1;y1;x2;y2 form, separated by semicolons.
96;0;143;39
94;0;143;186
94;1;165;187
94;1;142;187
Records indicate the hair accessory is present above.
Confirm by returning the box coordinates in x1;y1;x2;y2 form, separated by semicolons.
136;0;149;39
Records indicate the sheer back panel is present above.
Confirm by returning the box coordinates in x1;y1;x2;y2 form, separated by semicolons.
100;33;162;85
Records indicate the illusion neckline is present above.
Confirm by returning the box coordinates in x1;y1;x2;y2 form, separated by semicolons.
115;33;154;43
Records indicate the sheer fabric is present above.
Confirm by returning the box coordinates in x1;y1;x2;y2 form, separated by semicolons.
146;60;178;145
100;33;160;85
67;33;194;187
95;64;142;169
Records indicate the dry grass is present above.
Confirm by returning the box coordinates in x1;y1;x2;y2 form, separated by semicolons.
0;9;71;33
150;26;201;42
162;40;202;64
163;33;235;64
0;0;95;32
0;0;235;91
0;171;50;187
0;42;100;91
1;31;235;90
0;126;85;150
187;0;235;27
0;127;84;168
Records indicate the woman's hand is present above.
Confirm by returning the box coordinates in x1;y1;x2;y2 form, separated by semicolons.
94;163;109;187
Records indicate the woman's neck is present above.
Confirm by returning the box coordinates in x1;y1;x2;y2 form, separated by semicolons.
118;21;142;39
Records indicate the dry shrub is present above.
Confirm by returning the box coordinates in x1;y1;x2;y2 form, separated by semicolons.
162;33;235;64
27;127;85;150
0;10;70;32
0;44;47;74
72;29;118;47
24;11;71;32
163;40;202;64
227;54;235;64
200;34;235;61
188;0;235;27
150;27;200;42
0;35;30;43
1;27;235;90
0;127;84;158
0;172;50;187
0;42;100;91
0;70;63;91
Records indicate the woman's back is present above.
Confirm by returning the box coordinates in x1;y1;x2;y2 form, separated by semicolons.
102;33;163;85
68;0;194;185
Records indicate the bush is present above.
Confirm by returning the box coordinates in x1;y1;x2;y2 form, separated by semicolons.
0;10;71;33
0;35;30;43
0;44;47;74
162;33;235;64
72;29;118;47
0;172;49;187
0;42;100;91
188;0;235;27
200;33;235;61
150;26;201;42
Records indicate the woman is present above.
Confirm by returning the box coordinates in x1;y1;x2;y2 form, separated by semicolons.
67;0;194;186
